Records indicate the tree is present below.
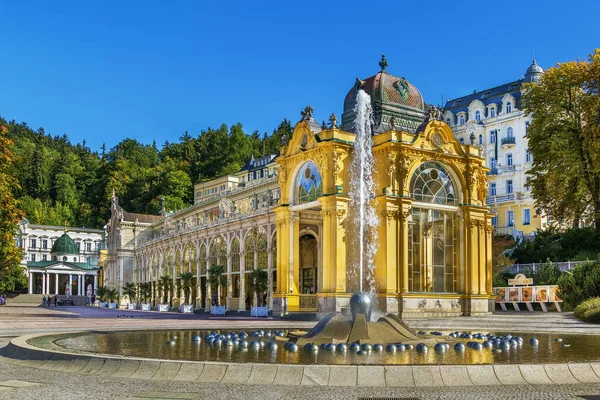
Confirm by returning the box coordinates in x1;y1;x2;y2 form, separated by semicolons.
122;282;137;305
491;234;516;287
0;125;26;292
105;287;119;304
96;286;108;302
158;275;173;306
138;282;152;304
522;49;600;231
248;268;269;307
179;272;194;305
207;264;226;306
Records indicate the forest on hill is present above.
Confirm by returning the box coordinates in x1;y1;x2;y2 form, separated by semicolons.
2;117;293;229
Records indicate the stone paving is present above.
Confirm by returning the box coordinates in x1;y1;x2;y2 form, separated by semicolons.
2;305;600;399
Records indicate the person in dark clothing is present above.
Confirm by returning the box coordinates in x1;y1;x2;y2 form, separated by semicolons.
53;295;57;306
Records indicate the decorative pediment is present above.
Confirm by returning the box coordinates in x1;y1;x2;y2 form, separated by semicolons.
284;120;319;157
416;120;467;157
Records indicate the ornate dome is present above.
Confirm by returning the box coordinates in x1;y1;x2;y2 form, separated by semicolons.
342;55;426;134
51;233;79;256
524;59;544;83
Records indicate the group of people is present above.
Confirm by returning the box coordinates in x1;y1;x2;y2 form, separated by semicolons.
42;295;57;307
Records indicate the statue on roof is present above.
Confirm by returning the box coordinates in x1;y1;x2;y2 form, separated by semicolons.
301;105;314;121
427;106;442;121
329;113;338;128
379;54;388;72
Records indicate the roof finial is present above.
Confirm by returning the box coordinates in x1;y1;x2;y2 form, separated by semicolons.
379;54;388;72
63;220;68;233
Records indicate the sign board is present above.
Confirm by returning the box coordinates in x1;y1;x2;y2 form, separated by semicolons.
493;285;562;303
508;273;533;286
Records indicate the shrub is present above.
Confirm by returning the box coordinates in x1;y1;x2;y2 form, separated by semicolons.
525;259;562;285
557;261;600;309
574;297;600;323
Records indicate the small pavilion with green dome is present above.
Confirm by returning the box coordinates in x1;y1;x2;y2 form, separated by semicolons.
26;231;99;296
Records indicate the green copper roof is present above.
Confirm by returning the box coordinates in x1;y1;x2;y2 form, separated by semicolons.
27;260;97;271
50;233;79;255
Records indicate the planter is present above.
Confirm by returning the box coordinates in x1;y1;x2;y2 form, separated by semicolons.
108;302;117;309
250;306;269;317
98;302;108;308
141;303;152;311
158;304;170;312
127;303;137;310
181;304;194;313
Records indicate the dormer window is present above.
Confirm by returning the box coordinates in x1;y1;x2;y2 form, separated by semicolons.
454;99;462;106
489;107;496;118
458;115;465;126
475;110;481;121
481;90;491;99
506;102;512;113
509;83;519;91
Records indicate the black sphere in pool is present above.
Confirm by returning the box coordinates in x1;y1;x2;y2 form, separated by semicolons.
350;292;373;322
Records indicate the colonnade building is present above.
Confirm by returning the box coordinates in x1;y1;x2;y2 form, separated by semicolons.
443;60;547;239
105;60;494;317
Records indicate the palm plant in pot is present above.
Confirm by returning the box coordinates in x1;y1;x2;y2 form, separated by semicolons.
139;282;152;311
158;274;173;312
122;282;137;310
179;272;195;313
96;286;108;307
208;264;226;306
249;268;269;307
106;287;119;309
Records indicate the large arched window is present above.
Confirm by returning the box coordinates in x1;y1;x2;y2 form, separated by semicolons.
294;161;322;204
231;237;240;273
184;244;196;274
475;110;481;121
199;245;207;275
209;236;226;268
410;162;458;205
506;102;512;113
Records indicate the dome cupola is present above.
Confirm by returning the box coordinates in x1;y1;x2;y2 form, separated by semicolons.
51;232;79;257
342;54;427;134
524;59;544;83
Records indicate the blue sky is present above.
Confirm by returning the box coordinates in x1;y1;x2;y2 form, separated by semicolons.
1;0;598;152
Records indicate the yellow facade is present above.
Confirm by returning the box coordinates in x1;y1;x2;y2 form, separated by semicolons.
273;117;494;317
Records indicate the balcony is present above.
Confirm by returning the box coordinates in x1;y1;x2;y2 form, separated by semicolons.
501;136;516;147
486;194;516;204
487;168;498;176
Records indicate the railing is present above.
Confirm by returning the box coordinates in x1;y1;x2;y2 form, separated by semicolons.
486;194;515;204
298;294;318;310
487;168;498;176
503;261;587;274
494;226;524;241
501;136;516;145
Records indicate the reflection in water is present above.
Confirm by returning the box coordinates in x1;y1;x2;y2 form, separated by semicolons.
52;330;600;366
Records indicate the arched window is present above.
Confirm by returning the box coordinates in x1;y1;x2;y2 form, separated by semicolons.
478;134;483;145
410;162;458;205
506;102;512;113
294;161;322;204
199;245;207;275
184;244;196;274
489;107;496;118
257;231;268;270
507;127;514;138
475;110;481;121
244;231;255;270
231;238;240;273
458;115;465;126
209;236;226;268
164;248;174;277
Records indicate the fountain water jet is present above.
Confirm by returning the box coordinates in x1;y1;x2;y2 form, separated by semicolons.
349;89;379;295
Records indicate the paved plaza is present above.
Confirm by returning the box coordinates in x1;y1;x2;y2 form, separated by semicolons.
2;305;600;399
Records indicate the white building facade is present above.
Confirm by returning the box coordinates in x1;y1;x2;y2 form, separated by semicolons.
443;60;547;238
